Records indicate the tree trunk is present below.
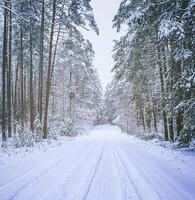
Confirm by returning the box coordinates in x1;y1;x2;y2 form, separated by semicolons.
43;13;62;137
7;0;12;137
156;39;169;141
14;56;19;133
20;26;24;128
168;117;174;141
62;75;65;121
38;0;45;123
175;62;183;136
29;0;34;131
69;66;72;120
43;0;56;139
2;0;8;142
176;112;183;137
139;98;145;130
152;103;157;132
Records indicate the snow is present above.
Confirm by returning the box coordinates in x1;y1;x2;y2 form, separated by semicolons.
159;19;184;39
0;125;195;200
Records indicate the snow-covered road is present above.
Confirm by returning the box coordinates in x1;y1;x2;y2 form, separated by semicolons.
0;125;195;200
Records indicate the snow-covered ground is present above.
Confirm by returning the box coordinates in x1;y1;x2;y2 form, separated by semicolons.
0;125;195;200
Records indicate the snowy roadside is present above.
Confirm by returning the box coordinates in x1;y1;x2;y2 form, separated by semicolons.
149;137;195;151
1;124;195;173
126;127;195;151
1;124;195;166
0;125;93;166
124;133;195;175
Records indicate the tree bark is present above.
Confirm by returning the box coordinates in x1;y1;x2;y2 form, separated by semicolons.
29;0;34;131
7;0;12;137
20;26;24;128
152;103;157;132
175;61;183;136
157;39;169;141
38;0;45;123
139;96;145;130
168;117;174;141
43;0;56;139
2;0;8;142
14;56;19;133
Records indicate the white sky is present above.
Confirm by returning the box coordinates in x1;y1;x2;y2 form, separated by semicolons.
82;0;122;90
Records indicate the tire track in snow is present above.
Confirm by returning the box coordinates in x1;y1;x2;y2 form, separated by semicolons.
112;147;143;200
43;142;105;200
112;150;135;199
112;137;161;200
106;139;138;200
12;141;92;200
1;141;91;200
81;142;105;200
68;139;121;200
0;140;90;188
120;144;194;200
0;152;68;188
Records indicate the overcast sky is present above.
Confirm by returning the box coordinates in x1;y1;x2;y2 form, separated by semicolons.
82;0;122;90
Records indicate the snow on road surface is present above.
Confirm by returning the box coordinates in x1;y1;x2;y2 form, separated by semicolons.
0;125;195;200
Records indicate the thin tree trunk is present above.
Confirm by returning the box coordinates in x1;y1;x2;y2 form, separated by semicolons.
43;0;56;139
176;112;183;137
69;66;72;120
175;61;183;136
152;103;157;132
29;0;34;131
168;117;174;141
62;75;65;121
168;62;174;141
20;26;24;127
14;57;19;133
7;0;12;137
51;78;55;118
139;97;145;130
2;0;8;142
157;39;169;141
24;74;27;122
38;0;45;123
